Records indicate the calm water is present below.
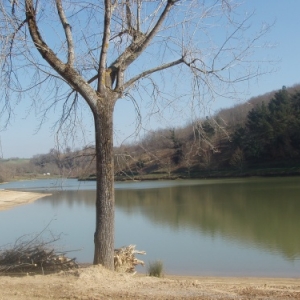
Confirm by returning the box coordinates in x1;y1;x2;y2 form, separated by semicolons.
1;177;300;277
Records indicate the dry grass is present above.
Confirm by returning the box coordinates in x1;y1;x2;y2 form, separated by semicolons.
147;260;164;278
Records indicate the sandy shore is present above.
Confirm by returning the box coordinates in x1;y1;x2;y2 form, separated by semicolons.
0;190;51;211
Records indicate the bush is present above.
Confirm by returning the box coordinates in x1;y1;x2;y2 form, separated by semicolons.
147;260;164;278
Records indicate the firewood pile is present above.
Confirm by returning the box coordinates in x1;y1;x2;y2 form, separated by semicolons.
0;236;78;275
114;244;146;273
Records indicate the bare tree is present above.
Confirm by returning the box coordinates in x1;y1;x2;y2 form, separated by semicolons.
0;0;272;269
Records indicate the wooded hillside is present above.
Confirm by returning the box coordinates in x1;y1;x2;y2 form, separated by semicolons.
112;84;300;179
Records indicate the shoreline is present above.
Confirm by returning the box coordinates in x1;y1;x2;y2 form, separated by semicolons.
82;171;300;182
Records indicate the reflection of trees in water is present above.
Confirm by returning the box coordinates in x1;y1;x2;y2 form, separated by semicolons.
42;191;96;208
40;178;300;260
115;179;300;260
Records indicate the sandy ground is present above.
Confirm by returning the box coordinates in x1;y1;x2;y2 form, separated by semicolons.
0;265;299;300
0;190;51;211
0;190;299;299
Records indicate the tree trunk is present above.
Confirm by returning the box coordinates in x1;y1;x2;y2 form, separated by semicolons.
93;103;115;270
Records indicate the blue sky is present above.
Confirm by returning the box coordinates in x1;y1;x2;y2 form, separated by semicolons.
1;0;300;159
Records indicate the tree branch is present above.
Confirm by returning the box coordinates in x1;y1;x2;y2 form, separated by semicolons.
97;0;113;93
110;0;176;72
55;0;75;66
25;1;65;75
136;0;141;32
183;58;214;74
123;58;184;90
25;0;97;110
125;0;132;31
88;1;178;92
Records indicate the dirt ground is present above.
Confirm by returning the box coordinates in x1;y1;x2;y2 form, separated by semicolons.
0;265;299;300
0;190;299;299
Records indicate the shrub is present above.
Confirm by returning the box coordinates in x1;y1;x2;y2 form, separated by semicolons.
147;260;164;278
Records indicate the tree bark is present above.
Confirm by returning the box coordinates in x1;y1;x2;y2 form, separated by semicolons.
93;101;115;270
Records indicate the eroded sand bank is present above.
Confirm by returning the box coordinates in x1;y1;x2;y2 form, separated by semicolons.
0;190;51;211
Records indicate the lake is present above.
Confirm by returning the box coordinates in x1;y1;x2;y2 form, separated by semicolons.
1;177;300;277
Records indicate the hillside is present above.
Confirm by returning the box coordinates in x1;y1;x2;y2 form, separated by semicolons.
112;84;300;180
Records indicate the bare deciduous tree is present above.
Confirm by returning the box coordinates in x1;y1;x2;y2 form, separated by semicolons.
0;0;272;269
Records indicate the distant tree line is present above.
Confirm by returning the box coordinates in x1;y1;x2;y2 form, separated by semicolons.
1;85;300;181
0;147;96;182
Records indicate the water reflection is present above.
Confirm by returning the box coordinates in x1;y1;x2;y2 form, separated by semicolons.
115;178;300;261
42;190;96;208
36;177;300;261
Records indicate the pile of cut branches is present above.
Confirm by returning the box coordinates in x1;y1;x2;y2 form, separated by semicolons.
0;234;78;275
114;244;146;273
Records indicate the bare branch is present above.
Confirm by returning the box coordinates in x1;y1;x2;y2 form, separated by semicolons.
123;58;184;90
55;0;75;66
125;0;132;31
136;0;141;32
25;0;65;73
97;0;113;93
25;0;97;110
110;0;176;71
